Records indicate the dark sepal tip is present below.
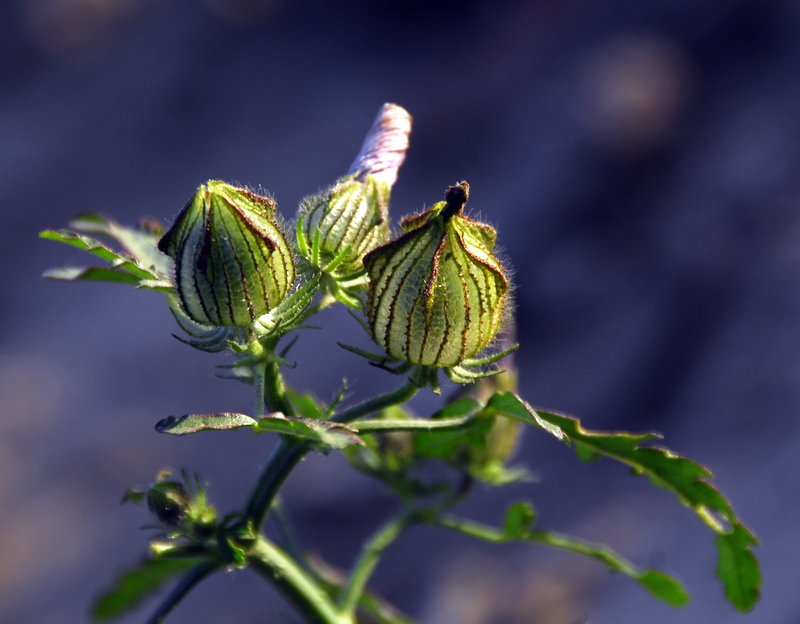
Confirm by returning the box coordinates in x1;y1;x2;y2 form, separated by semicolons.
442;181;469;219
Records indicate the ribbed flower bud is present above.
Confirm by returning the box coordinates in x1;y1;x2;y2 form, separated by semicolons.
158;181;295;327
299;104;411;274
363;182;509;367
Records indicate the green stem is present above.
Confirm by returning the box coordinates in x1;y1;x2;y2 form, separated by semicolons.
332;379;419;424
246;379;420;538
144;560;219;624
245;436;310;530
249;536;351;624
352;414;474;433
338;509;416;616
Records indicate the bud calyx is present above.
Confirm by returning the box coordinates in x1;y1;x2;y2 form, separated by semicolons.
158;181;295;327
363;182;509;368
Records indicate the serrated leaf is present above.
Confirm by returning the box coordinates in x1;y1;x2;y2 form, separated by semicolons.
155;413;258;435
91;558;198;620
716;522;761;612
255;414;364;449
533;408;760;611
503;502;536;539
482;392;565;441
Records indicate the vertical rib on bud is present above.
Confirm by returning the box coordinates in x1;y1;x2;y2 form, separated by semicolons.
363;182;509;367
299;104;412;273
158;181;295;327
299;174;390;273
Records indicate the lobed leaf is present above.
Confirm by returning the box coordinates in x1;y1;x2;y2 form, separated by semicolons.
434;508;690;609
481;392;565;440
527;406;760;612
92;557;198;620
40;228;172;294
68;213;170;275
716;522;762;612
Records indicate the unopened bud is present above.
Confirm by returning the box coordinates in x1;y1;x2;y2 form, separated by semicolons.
147;481;190;527
158;181;295;326
299;104;411;274
364;182;509;367
299;175;390;273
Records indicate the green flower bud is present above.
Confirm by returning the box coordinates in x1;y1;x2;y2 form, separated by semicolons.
363;182;509;367
299;174;390;274
298;104;411;274
158;181;295;327
147;481;190;527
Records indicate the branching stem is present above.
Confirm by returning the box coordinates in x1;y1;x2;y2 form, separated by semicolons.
338;508;417;616
144;560;219;624
249;536;351;624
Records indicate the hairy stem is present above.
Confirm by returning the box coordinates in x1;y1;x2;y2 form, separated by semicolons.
144;560;219;624
338;509;416;616
249;536;351;624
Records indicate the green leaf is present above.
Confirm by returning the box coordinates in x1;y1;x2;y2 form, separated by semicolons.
255;414;364;449
532;408;761;611
638;570;692;608
503;502;536;539
434;513;689;609
40;228;171;293
288;391;324;420
155;413;258;435
482;392;565;441
716;522;762;612
68;213;170;275
43;266;142;285
92;557;198;620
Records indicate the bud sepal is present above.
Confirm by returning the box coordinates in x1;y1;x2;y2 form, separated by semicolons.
158;181;296;328
357;182;515;385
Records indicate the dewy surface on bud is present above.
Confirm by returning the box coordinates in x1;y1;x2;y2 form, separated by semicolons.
299;104;411;274
363;182;509;367
158;181;295;327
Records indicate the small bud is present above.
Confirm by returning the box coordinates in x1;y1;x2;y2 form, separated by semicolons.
147;481;190;527
299;104;411;274
363;182;509;367
299;175;390;273
158;181;295;326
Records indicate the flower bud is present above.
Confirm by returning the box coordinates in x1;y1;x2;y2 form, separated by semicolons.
147;481;190;527
299;174;390;273
299;104;411;274
363;182;509;367
158;181;295;327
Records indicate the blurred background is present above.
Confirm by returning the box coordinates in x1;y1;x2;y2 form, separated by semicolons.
2;0;799;622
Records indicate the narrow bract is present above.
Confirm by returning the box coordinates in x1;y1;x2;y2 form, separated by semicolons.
364;182;509;367
158;181;295;327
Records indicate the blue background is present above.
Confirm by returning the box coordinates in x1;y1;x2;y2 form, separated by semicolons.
2;0;799;622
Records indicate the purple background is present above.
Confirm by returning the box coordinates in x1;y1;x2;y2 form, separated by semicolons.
2;0;799;622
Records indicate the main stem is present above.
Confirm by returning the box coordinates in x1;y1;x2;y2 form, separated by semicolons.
249;536;351;624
